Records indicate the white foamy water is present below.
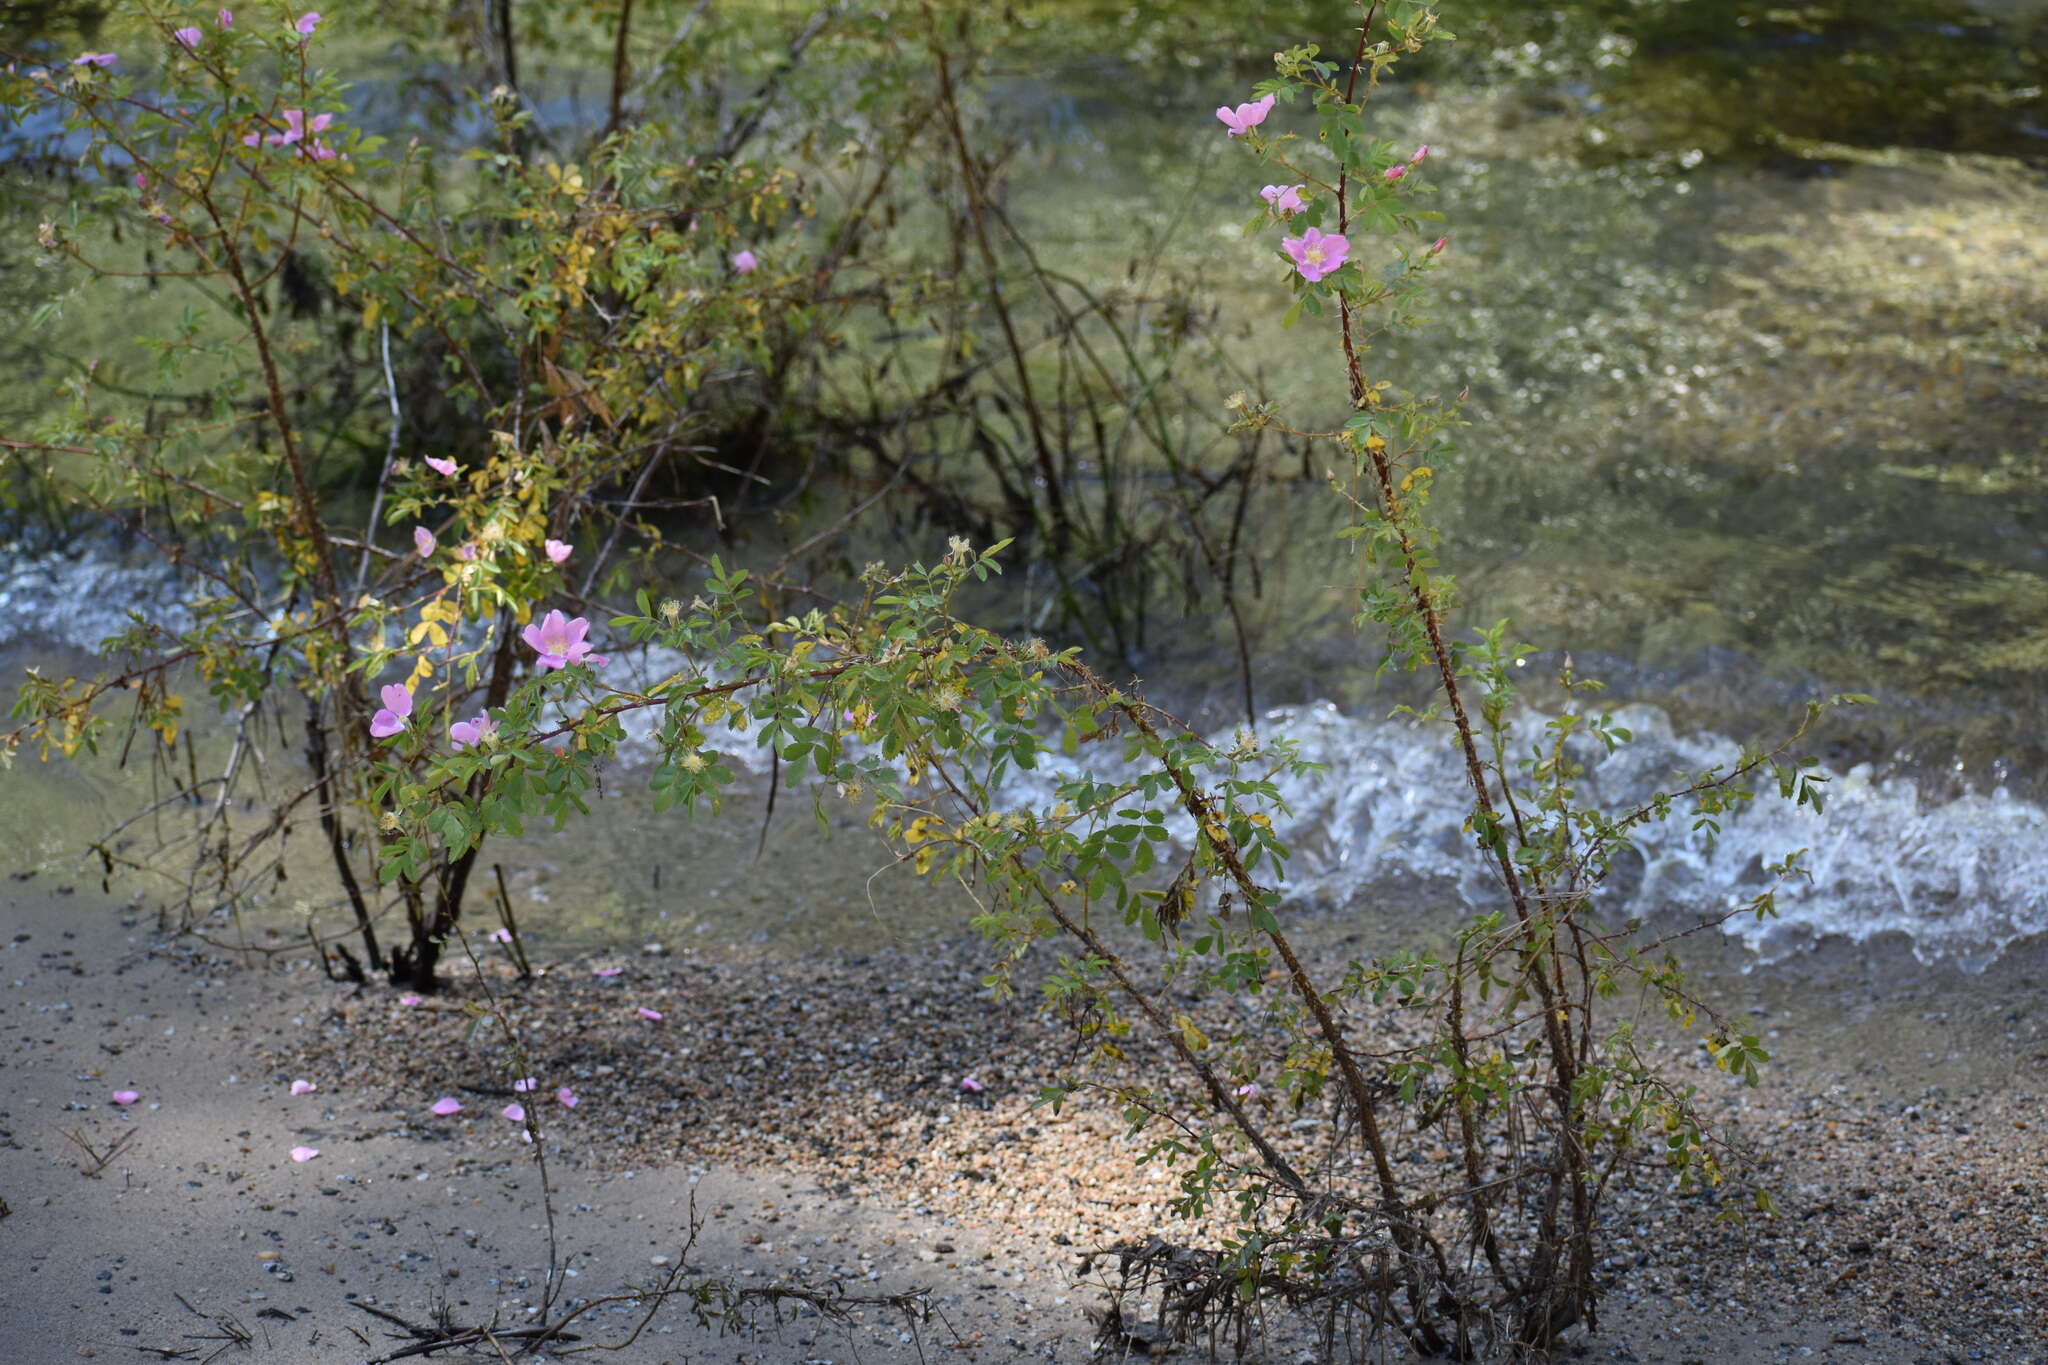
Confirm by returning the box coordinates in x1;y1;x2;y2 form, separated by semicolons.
0;540;198;650
958;699;2048;969
8;543;2044;966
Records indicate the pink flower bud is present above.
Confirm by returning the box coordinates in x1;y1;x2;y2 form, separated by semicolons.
1429;237;1448;255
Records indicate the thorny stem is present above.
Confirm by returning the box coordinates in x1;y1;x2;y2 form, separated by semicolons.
1065;665;1450;1355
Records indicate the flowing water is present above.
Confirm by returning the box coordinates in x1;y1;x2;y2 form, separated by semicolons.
2;1;2045;967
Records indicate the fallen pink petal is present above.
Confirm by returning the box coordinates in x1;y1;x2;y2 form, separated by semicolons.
592;967;623;978
289;1079;317;1096
959;1075;985;1093
289;1146;320;1163
112;1089;139;1106
489;928;514;944
501;1103;526;1121
512;1077;537;1091
399;994;424;1007
637;1007;664;1022
430;1096;463;1117
557;1088;579;1108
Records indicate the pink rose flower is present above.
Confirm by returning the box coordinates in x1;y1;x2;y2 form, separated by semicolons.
1215;94;1274;137
1259;184;1306;216
413;525;436;557
294;12;321;36
521;609;606;670
449;712;498;751
173;27;202;49
368;683;413;740
544;539;571;564
424;456;457;476
267;109;333;148
1282;226;1350;283
732;249;758;274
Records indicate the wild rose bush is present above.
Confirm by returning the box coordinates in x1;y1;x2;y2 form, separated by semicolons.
1;0;900;983
4;1;1856;1356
